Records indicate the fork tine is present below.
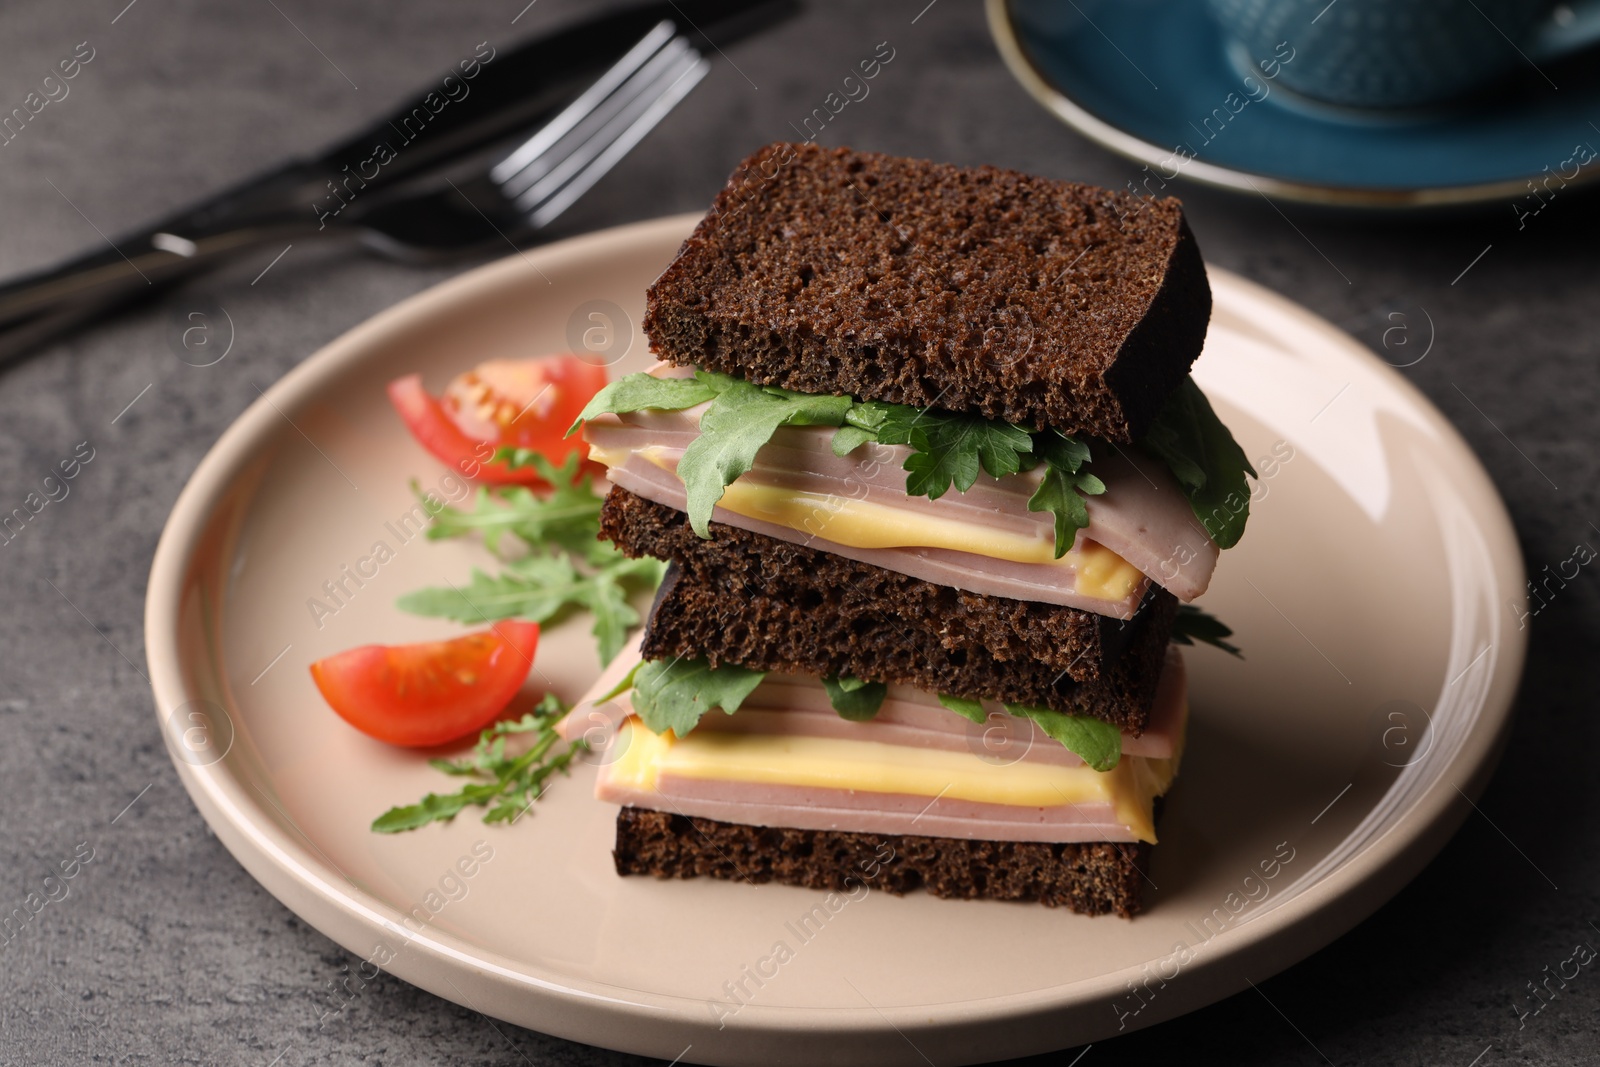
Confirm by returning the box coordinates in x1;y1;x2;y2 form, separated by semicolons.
487;19;676;188
521;54;710;230
498;35;698;201
512;44;704;212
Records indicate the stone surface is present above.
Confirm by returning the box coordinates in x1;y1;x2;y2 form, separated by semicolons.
0;1;1596;1064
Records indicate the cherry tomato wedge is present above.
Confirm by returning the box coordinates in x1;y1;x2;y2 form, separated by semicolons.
387;354;608;486
310;621;541;747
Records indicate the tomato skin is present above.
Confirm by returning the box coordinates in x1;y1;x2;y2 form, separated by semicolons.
310;621;541;747
387;354;608;486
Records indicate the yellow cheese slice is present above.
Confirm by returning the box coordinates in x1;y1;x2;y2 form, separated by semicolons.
606;719;1177;843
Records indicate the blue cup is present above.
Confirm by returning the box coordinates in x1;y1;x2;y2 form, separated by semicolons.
1207;0;1600;108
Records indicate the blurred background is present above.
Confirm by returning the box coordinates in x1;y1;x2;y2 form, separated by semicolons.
0;1;1594;1064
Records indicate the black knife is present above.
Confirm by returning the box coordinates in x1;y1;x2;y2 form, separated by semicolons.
0;0;792;345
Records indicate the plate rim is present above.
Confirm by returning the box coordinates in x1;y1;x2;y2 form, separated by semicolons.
986;0;1600;210
144;213;1528;1062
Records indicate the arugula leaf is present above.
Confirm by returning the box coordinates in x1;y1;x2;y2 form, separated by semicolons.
565;371;720;436
423;452;604;559
838;402;1103;556
1139;378;1257;550
678;379;854;536
830;424;879;457
936;692;988;724
1034;429;1093;474
833;400;893;455
820;675;887;721
402;447;662;664
872;406;1035;499
1026;431;1107;558
867;403;931;448
1170;604;1243;657
582;555;668;667
396;551;666;665
1003;703;1122;771
967;420;1036;480
902;438;979;499
629;657;768;738
372;693;585;832
1027;469;1101;557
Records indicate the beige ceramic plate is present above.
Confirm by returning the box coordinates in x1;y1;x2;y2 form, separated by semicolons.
146;214;1526;1065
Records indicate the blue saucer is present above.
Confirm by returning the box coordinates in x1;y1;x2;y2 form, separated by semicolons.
989;0;1600;209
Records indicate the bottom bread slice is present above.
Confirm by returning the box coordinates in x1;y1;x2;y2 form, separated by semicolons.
614;807;1151;918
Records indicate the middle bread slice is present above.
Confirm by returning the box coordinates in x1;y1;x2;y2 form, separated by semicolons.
601;486;1178;734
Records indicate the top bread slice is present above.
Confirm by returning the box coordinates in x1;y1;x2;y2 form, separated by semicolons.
643;143;1211;443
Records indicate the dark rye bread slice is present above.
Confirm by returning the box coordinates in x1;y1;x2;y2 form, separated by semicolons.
643;565;1173;732
615;808;1150;917
600;486;1150;685
643;142;1211;443
600;486;1176;729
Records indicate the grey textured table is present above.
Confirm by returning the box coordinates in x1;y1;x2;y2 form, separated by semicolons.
1;2;1595;1064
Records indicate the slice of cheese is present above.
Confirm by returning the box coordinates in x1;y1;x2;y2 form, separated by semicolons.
604;718;1179;843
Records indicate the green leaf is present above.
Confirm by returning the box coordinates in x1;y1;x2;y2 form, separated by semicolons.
828;398;895;456
491;447;549;471
527;691;569;719
630;657;768;738
1027;468;1093;557
1139;378;1257;550
422;453;606;559
901;437;981;499
842;401;894;435
820;676;887;721
1003;703;1122;772
371;792;474;832
401;439;664;664
582;556;666;666
692;368;743;393
372;696;586;833
1034;430;1092;474
396;552;665;666
493;448;536;470
968;419;1037;480
866;403;931;448
1026;433;1106;558
872;407;1035;500
426;757;478;777
397;556;585;622
829;400;1098;558
937;692;988;724
830;424;878;457
1170;604;1243;658
566;371;720;436
677;378;854;537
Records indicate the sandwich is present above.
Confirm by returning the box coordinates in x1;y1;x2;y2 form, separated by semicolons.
562;143;1252;917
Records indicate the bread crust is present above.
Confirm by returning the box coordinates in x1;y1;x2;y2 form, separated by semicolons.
614;808;1150;917
644;142;1211;442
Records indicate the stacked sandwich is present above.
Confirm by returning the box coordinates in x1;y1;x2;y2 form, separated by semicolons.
563;143;1251;917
